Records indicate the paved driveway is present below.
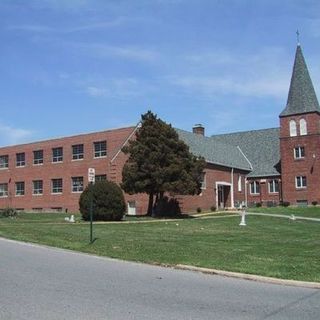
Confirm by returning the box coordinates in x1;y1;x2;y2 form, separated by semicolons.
0;238;319;320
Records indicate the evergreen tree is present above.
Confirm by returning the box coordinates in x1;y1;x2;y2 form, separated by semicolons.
121;111;206;215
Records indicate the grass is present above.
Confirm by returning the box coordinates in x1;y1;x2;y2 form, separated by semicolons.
0;209;320;282
247;206;320;218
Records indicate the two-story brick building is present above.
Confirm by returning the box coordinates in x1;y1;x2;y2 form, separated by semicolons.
0;43;319;214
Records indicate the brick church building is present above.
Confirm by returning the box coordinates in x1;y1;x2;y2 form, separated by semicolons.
0;44;319;214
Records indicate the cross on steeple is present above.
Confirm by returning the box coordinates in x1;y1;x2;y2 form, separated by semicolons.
296;30;300;45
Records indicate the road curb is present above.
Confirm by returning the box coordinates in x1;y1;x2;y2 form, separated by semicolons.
1;237;319;289
175;264;320;289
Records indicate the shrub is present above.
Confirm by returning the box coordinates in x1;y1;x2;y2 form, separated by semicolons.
196;207;202;213
0;207;18;218
210;205;216;212
280;201;290;207
79;181;126;221
312;201;318;206
153;196;181;218
256;202;262;208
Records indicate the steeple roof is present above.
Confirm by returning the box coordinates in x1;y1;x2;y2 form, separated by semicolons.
280;45;320;117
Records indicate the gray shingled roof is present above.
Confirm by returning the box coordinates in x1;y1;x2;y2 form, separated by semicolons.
280;45;320;117
211;128;280;177
176;128;252;171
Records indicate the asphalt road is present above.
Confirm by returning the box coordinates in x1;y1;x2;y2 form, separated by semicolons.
0;238;319;320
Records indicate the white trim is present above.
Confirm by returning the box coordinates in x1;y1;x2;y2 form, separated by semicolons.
237;146;253;170
215;181;233;209
111;122;141;163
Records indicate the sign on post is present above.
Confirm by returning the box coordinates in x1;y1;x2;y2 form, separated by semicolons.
88;168;95;184
88;168;95;244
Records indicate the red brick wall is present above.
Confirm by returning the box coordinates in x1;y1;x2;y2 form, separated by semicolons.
280;113;320;204
0;127;136;212
246;177;281;206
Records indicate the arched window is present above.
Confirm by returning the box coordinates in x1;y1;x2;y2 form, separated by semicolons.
300;118;307;135
289;120;297;137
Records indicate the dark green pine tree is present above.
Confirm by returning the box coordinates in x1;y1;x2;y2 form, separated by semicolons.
121;111;206;215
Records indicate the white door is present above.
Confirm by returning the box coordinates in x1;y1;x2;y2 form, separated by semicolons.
127;201;136;216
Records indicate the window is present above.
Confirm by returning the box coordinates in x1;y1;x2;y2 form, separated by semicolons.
0;183;8;197
268;180;279;193
294;146;305;159
72;177;83;192
15;182;25;196
33;180;43;195
296;176;307;189
72;144;84;160
94;141;107;158
289;120;297;137
238;175;242;192
95;174;107;182
16;153;25;167
0;155;9;169
33;150;43;165
300;118;307;135
250;181;260;194
52;179;63;194
200;172;206;189
52;147;63;163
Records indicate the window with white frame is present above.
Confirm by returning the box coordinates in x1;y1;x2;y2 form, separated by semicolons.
299;118;307;135
52;147;63;163
289;120;297;137
16;153;25;167
0;183;8;197
200;172;206;189
268;179;279;193
0;155;9;169
296;176;307;189
33;150;43;165
72;177;83;192
250;181;260;194
72;144;84;160
294;146;305;159
95;174;107;182
94;141;107;158
238;175;242;192
15;181;25;196
51;179;63;194
33;180;43;195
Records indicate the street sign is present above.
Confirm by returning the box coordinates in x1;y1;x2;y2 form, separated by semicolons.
88;168;95;184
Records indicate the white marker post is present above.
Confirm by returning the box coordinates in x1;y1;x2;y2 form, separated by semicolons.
239;202;246;226
88;168;95;243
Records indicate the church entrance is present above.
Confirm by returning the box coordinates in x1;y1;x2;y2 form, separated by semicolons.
216;183;232;209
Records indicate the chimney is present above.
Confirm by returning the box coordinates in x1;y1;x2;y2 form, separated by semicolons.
192;124;205;136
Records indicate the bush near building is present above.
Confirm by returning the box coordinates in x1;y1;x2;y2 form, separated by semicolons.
79;181;126;221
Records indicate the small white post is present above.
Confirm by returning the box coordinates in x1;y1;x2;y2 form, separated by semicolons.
69;215;75;223
239;203;246;226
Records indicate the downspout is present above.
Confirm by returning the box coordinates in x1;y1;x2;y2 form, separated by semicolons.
245;175;248;207
231;168;234;208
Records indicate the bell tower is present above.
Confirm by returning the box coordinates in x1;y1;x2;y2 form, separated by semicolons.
279;43;320;205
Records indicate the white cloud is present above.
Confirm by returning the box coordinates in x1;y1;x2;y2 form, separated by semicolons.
7;17;126;34
0;124;33;145
76;43;159;62
168;47;291;99
85;77;156;99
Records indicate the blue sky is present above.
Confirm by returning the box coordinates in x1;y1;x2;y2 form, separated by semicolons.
1;0;320;145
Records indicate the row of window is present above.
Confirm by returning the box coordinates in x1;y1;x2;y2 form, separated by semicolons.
250;176;307;195
0;141;107;169
250;180;279;195
0;175;107;197
289;119;307;137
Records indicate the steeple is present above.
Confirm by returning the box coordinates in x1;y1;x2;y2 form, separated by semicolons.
280;44;320;117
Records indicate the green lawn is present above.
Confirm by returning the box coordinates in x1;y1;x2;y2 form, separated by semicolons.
247;206;320;218
0;210;319;282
